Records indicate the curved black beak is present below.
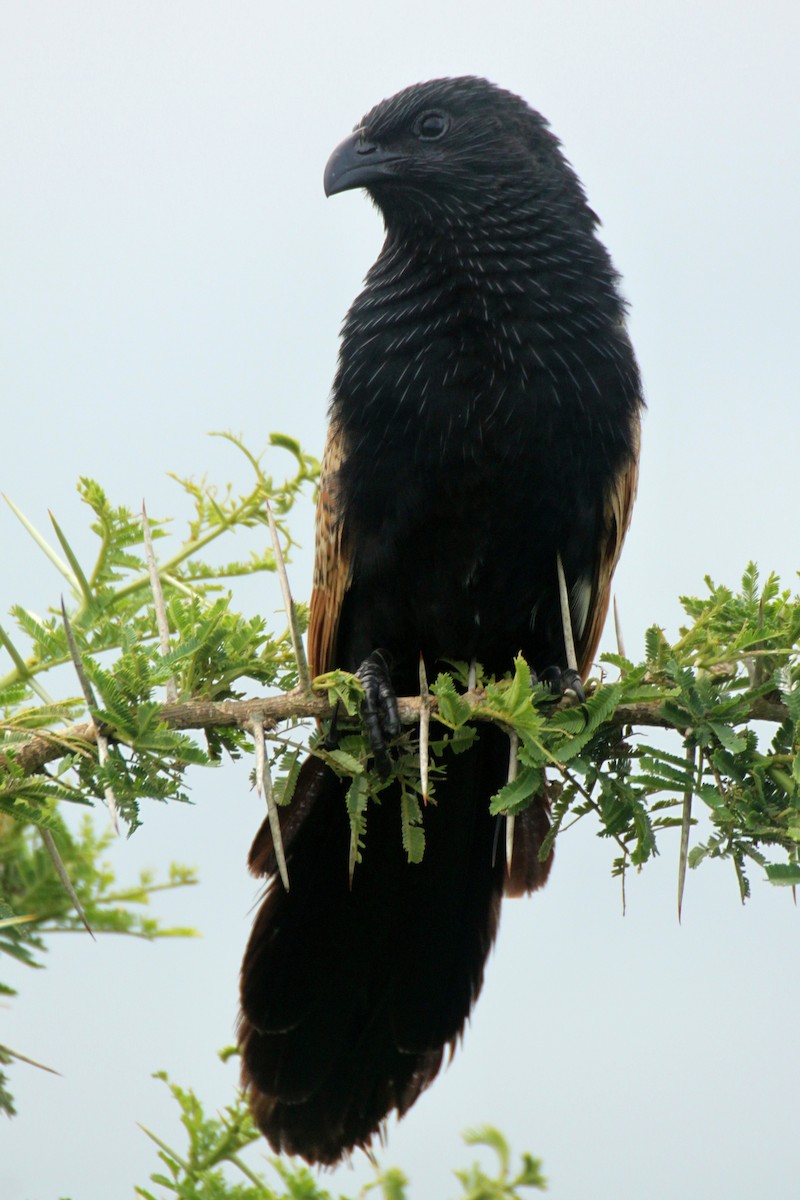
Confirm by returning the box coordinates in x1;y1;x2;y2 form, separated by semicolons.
324;129;402;197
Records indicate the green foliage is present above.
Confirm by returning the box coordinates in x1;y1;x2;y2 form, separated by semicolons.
0;434;318;1116
10;441;794;913
135;1061;544;1199
1;433;316;820
0;811;197;1115
399;782;425;864
312;669;364;718
0;432;316;699
456;1127;546;1197
2;434;799;1141
336;566;800;900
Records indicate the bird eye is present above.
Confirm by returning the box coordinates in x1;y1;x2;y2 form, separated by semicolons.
414;111;449;140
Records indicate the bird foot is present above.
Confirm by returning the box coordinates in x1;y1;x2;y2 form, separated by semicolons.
536;665;586;703
357;650;401;777
322;701;343;751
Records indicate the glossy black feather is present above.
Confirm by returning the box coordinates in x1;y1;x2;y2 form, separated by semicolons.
240;75;643;1164
240;735;508;1163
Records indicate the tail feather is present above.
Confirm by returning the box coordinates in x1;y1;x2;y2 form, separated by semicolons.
239;726;551;1163
505;787;555;898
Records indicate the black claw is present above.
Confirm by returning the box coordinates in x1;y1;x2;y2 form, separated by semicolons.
357;650;400;776
322;701;343;751
538;665;586;703
562;669;586;703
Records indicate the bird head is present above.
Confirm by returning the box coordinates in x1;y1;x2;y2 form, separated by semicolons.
323;76;593;230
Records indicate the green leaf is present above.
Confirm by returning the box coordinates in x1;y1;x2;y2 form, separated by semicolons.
345;774;368;869
431;672;472;728
489;765;542;818
273;748;303;807
709;721;747;754
325;748;364;776
765;862;800;886
400;788;425;864
313;668;363;717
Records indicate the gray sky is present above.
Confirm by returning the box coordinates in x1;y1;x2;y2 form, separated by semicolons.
2;3;799;1197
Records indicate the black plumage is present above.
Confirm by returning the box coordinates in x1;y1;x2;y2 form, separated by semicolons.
239;76;643;1164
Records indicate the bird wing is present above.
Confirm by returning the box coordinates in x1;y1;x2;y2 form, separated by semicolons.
308;422;352;677
248;425;350;883
576;413;641;677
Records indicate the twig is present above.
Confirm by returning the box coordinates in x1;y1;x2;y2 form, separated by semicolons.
505;731;519;876
161;572;200;599
8;691;789;780
48;511;92;603
40;827;95;939
558;764;630;914
0;622;58;706
2;1044;62;1077
250;718;289;891
677;743;697;923
0;913;38;929
418;653;430;804
136;1125;192;1174
60;599;119;834
229;1154;271;1189
3;494;80;594
265;498;311;694
142;501;178;704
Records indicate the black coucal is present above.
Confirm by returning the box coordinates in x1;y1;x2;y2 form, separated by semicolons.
239;77;643;1164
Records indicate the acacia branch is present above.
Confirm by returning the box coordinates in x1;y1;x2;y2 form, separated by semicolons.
6;689;788;780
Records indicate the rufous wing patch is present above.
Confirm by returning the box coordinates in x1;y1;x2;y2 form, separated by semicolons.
308;423;352;677
577;411;641;678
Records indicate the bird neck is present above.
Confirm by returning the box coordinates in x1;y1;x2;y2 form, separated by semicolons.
337;197;627;403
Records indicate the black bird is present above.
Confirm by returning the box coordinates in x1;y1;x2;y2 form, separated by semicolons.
239;76;642;1164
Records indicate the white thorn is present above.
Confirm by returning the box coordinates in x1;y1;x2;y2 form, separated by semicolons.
250;718;289;891
40;828;95;938
142;501;178;704
265;498;311;694
678;743;696;923
419;653;430;804
613;594;626;662
556;553;578;673
60;598;119;834
506;731;519;877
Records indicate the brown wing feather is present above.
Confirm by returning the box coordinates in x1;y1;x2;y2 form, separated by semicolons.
248;428;350;882
308;423;351;677
504;418;640;899
576;412;641;677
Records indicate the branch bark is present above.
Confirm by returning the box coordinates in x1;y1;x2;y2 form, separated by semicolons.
7;689;788;779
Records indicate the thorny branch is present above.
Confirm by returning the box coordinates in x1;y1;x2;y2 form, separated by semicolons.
6;689;789;779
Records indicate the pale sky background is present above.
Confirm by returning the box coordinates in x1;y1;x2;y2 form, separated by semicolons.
2;3;799;1198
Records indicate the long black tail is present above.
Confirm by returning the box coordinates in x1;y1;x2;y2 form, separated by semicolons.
238;726;551;1164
